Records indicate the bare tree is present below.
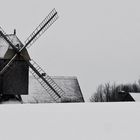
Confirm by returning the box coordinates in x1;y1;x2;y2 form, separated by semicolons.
90;80;140;102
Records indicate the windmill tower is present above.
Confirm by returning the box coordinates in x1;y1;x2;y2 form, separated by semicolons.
0;9;66;103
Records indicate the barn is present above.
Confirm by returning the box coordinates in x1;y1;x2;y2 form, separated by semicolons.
22;76;85;103
118;91;140;102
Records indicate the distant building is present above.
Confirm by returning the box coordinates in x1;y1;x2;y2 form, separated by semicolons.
118;91;140;102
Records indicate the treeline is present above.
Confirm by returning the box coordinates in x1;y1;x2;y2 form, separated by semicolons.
90;81;140;102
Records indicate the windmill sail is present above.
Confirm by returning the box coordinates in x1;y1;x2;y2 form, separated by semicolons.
0;9;58;75
24;8;58;49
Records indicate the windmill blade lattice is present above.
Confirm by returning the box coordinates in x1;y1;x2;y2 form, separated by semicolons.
0;9;58;75
29;59;65;102
24;8;58;49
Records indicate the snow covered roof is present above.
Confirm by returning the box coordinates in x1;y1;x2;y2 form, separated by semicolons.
0;34;30;60
129;93;140;102
22;76;85;103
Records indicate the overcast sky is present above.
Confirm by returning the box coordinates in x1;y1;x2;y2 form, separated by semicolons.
0;0;140;100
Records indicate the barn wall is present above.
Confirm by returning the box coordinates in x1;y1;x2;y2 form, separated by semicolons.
0;59;29;95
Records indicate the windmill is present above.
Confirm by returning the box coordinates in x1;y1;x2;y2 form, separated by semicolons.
0;8;66;103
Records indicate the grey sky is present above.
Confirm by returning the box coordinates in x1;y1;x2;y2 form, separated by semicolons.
0;0;140;100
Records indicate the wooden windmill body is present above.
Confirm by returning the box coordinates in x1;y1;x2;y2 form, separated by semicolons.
0;9;65;102
0;32;30;95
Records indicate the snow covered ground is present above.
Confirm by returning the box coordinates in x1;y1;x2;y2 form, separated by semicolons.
0;102;140;140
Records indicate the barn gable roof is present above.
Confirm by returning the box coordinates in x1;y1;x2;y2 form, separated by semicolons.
22;76;85;103
0;34;30;60
129;93;140;101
